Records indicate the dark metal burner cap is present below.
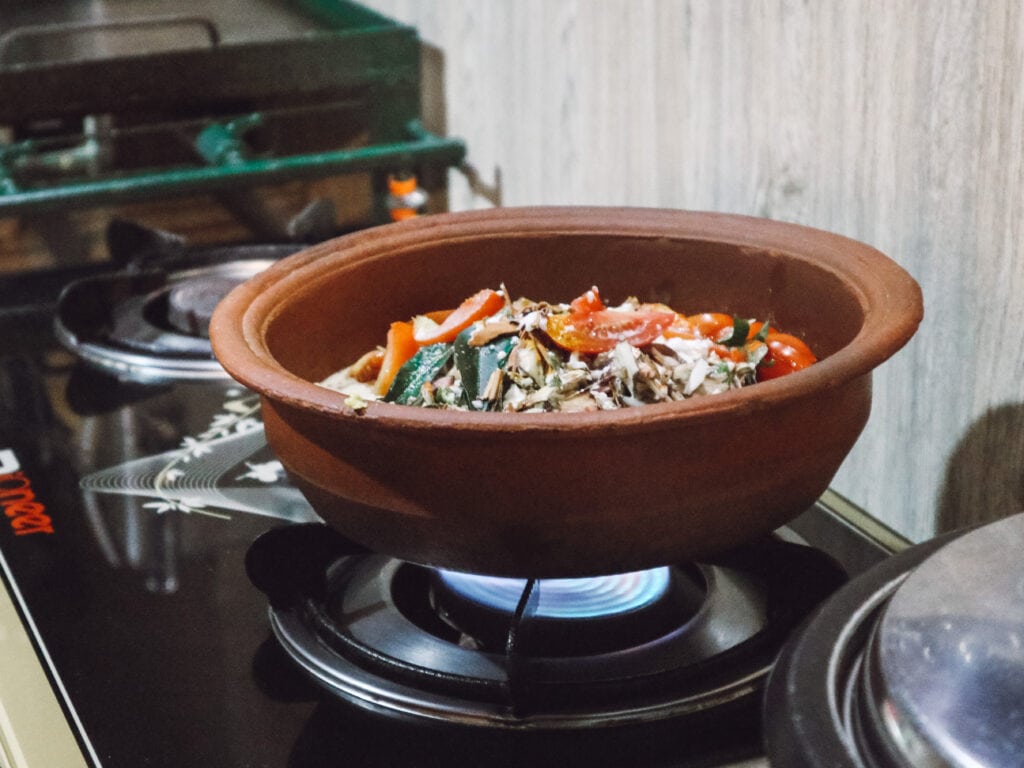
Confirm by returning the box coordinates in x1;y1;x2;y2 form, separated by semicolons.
166;276;247;338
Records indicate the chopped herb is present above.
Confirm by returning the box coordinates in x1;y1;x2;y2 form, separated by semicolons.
719;316;750;348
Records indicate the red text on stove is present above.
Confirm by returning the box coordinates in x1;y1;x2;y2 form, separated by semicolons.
0;471;53;536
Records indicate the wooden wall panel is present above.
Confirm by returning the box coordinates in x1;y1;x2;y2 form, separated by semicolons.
366;0;1024;541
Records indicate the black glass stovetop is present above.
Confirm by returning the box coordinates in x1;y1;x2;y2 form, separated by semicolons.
0;268;902;768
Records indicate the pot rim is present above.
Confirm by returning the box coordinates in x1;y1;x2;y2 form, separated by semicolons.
210;206;923;434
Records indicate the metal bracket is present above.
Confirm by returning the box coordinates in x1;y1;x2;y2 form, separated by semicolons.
0;120;465;216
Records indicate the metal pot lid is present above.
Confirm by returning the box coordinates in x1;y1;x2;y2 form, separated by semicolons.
869;511;1024;767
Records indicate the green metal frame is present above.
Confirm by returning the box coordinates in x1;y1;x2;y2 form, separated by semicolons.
0;121;463;215
0;1;465;220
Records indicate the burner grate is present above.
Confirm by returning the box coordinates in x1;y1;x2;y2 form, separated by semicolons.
250;525;847;730
53;242;298;382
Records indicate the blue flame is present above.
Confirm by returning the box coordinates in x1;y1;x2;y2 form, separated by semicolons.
437;568;672;619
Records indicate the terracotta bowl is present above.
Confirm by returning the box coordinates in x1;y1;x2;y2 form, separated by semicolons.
210;207;922;577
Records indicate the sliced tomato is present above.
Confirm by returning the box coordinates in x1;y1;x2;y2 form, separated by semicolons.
546;308;676;353
756;332;817;381
374;321;419;394
413;289;505;345
661;313;699;340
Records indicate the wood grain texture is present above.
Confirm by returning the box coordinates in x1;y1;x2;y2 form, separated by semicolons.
365;0;1024;541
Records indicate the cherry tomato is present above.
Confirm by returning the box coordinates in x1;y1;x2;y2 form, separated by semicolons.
546;309;676;353
686;312;735;341
747;320;772;339
756;332;817;381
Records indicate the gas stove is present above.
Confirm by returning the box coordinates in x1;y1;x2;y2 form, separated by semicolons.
3;4;1018;754
0;238;920;768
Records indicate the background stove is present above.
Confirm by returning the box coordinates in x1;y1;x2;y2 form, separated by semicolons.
0;0;465;270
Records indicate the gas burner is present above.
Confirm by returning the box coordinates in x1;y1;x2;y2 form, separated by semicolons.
55;259;273;383
764;512;1024;768
431;566;698;655
247;524;847;733
274;556;770;727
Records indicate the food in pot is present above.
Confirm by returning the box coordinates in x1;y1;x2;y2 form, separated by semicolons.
320;286;817;412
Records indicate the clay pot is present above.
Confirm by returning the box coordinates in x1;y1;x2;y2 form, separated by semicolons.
210;207;922;577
